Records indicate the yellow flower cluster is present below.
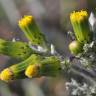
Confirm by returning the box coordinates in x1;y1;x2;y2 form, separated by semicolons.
18;16;33;27
70;10;88;22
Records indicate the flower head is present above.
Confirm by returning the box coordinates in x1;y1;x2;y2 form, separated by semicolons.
0;68;13;82
70;10;92;43
69;40;83;55
25;64;39;78
18;16;33;27
18;15;47;48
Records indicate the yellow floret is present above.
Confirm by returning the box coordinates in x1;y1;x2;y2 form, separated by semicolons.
18;15;33;27
70;10;88;22
0;68;13;82
25;65;38;78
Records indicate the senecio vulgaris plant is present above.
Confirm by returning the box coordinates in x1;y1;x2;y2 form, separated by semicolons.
0;10;96;95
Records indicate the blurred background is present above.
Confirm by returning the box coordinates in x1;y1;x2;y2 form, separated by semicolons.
0;0;96;96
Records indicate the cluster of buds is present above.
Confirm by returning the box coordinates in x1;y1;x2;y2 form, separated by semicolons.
0;10;95;84
0;54;61;82
0;16;61;82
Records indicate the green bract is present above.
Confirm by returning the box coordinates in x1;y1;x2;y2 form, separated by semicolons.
0;38;34;60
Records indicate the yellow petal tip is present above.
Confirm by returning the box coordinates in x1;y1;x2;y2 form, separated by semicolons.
18;15;33;27
25;65;39;78
0;68;13;82
70;10;88;22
